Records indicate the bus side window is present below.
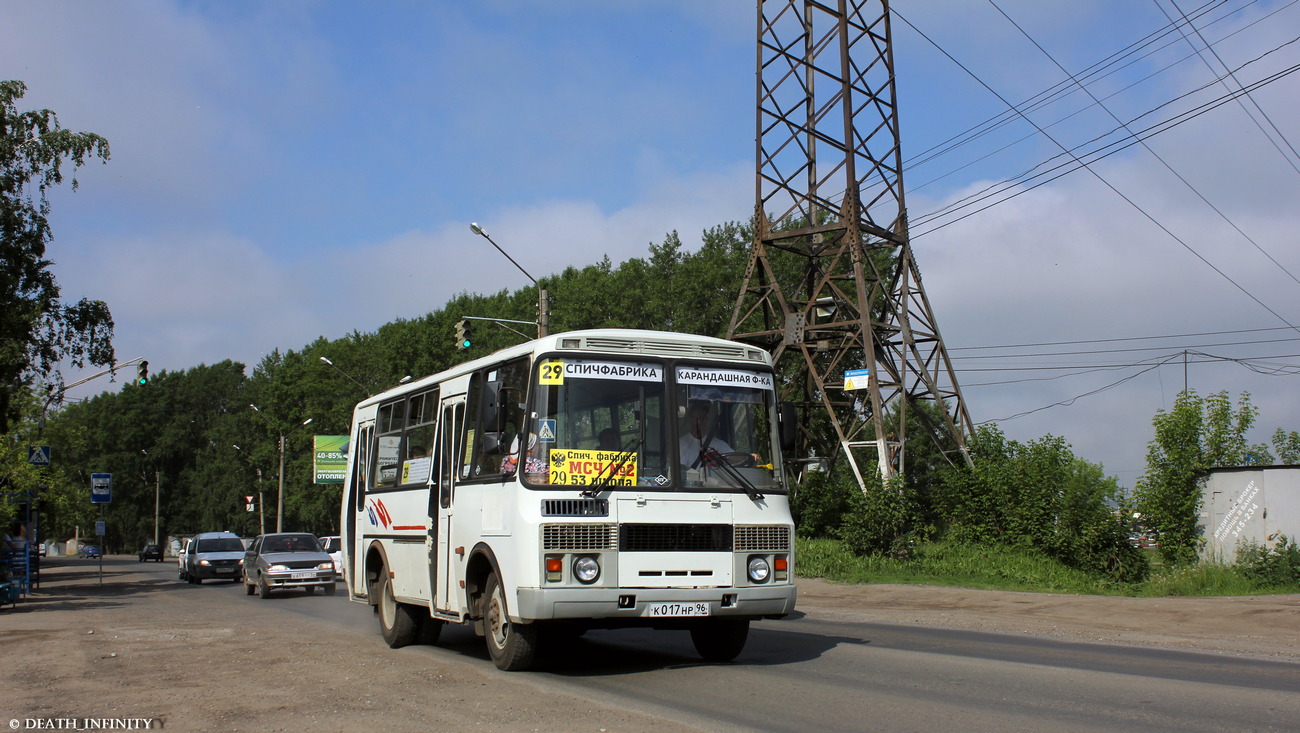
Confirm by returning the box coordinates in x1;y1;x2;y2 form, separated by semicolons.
373;400;404;488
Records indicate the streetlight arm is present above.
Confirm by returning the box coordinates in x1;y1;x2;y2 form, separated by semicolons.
471;223;537;286
319;356;370;394
470;222;549;337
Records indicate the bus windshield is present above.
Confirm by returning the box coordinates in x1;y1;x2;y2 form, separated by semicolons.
517;358;785;494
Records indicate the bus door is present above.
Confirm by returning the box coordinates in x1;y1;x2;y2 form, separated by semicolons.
430;397;464;615
346;419;373;596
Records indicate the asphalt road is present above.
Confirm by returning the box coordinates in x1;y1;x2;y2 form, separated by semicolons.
110;557;1300;732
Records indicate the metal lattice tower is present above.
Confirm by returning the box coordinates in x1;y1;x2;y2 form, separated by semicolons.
728;0;973;487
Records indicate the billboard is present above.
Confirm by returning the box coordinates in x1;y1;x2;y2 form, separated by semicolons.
313;435;348;484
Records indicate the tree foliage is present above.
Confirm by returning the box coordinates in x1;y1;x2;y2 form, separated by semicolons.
1;80;114;433
1134;390;1259;564
933;425;1146;583
1272;428;1300;465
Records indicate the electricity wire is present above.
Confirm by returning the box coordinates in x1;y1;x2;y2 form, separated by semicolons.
987;0;1300;288
1159;0;1300;174
894;8;1299;333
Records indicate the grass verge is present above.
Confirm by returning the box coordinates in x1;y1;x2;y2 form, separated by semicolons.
796;537;1300;597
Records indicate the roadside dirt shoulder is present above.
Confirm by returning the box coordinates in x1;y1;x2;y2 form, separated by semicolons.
799;576;1300;660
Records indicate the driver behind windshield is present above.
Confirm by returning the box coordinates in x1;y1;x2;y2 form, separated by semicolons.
679;400;736;468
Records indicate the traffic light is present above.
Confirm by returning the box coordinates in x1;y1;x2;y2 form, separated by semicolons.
136;360;149;386
454;319;473;350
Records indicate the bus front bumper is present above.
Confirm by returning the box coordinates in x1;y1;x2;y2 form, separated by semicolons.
514;583;797;622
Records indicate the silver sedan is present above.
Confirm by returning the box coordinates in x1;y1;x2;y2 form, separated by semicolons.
241;532;337;599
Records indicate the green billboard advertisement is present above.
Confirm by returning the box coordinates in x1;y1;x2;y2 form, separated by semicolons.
314;435;348;484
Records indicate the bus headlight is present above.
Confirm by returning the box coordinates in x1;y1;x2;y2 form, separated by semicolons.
572;555;601;584
747;556;771;583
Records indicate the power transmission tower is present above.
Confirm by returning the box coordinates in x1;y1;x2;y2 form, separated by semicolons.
728;0;973;489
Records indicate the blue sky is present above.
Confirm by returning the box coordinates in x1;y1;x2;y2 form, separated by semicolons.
6;0;1299;485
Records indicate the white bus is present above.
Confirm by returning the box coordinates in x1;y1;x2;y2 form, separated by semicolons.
340;328;798;670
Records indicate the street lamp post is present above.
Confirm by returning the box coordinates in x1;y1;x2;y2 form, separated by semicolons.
470;222;549;337
249;404;312;532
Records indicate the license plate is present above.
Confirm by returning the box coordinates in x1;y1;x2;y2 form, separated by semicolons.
291;572;316;579
643;602;709;617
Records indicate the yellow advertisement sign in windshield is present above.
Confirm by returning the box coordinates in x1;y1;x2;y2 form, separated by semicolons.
548;449;638;487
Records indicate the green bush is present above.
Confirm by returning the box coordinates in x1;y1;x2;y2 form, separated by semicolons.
838;474;922;558
789;465;856;538
1234;535;1300;588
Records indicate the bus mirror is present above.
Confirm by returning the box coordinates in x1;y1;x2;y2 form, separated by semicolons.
480;432;504;455
779;401;797;451
480;380;505;432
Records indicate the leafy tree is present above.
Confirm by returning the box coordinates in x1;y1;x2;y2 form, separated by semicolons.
1272;428;1300;465
1134;390;1259;564
1;80;114;433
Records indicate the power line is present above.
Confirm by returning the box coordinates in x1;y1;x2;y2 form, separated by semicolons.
910;50;1300;231
955;334;1300;360
972;350;1300;423
895;8;1299;332
1160;0;1300;174
905;0;1250;186
988;0;1300;289
950;325;1300;351
955;350;1300;373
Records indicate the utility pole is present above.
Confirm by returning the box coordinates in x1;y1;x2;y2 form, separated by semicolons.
729;0;973;490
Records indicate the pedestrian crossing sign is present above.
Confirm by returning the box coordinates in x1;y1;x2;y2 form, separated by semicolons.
28;445;51;466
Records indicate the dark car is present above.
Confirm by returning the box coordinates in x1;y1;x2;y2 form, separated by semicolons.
78;545;101;559
138;544;164;562
242;533;336;599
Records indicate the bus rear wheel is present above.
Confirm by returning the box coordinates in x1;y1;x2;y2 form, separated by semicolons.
690;619;749;662
484;572;537;671
376;567;419;648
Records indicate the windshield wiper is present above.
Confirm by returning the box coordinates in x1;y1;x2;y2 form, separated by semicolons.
699;448;765;502
581;437;644;498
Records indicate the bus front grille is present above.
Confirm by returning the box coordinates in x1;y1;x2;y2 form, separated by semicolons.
619;523;732;552
542;523;618;551
541;498;609;517
734;525;791;551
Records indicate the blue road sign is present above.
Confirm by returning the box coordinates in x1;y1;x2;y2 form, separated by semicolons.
91;473;113;504
28;445;51;466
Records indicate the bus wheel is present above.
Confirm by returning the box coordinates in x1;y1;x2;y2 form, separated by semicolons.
377;568;419;648
484;572;537;671
690;619;749;662
418;617;444;645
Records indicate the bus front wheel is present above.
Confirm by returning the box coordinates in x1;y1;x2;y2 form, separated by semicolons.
484;572;537;671
377;567;419;648
690;619;749;662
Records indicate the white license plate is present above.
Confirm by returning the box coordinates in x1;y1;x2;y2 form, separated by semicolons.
291;572;316;579
643;602;710;617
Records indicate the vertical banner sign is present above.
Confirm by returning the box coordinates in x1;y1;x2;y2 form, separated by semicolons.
90;473;112;504
313;436;348;484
